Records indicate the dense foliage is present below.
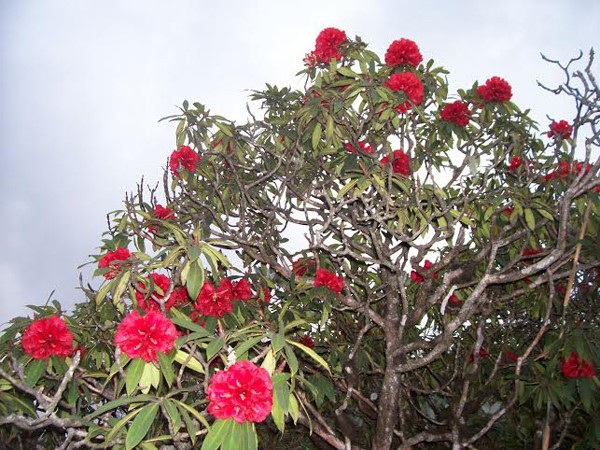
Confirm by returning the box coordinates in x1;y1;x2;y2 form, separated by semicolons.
1;29;599;450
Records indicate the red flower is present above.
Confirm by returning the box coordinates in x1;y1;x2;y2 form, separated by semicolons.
314;27;347;63
440;101;471;127
548;120;573;140
380;150;411;177
135;273;188;312
195;279;234;318
169;145;200;177
384;72;424;113
501;207;514;217
345;141;374;154
561;352;596;379
292;257;316;276
299;334;315;349
21;315;73;359
505;351;519;362
467;347;488;364
148;204;175;234
410;260;436;284
114;310;179;362
259;288;272;303
314;268;344;294
507;155;524;171
522;247;543;263
448;294;461;306
476;76;512;103
98;247;132;280
72;345;87;359
303;51;319;68
206;360;273;423
232;278;253;301
384;38;422;68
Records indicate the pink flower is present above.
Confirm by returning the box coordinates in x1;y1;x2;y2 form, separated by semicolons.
195;279;234;318
135;273;188;312
114;311;179;362
380;150;411;177
98;247;132;280
207;360;273;423
384;38;422;68
169;145;200;177
314;28;347;63
476;76;512;103
232;278;253;301
314;268;344;294
507;155;524;171
561;352;596;379
21;315;73;359
548;120;573;140
440;101;471;127
345;141;374;154
384;72;424;113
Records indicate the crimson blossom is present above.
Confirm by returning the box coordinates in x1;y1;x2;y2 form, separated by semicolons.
562;352;596;379
384;38;422;68
298;334;315;349
476;76;512;103
440;100;471;127
548;120;573;140
410;259;436;284
292;257;316;276
314;27;346;63
195;279;235;318
345;141;374;154
21;315;73;359
380;149;411;177
232;278;253;301
169;145;200;177
384;72;424;113
148;204;175;234
507;155;524;171
98;247;132;280
114;310;179;362
314;268;344;294
206;360;273;423
135;273;188;312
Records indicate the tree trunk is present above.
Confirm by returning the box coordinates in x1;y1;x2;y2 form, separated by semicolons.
373;362;401;450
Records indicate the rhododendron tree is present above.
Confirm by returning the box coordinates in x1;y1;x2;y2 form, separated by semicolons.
1;31;599;450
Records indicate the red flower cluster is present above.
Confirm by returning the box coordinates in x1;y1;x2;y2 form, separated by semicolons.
380;150;411;177
258;288;272;303
548;120;573;140
314;268;344;294
476;76;512;103
98;247;132;280
303;51;319;68
385;72;424;113
195;279;234;318
467;347;489;364
440;101;471;127
543;160;591;182
501;207;514;217
21;315;73;359
169;145;200;177
448;294;461;306
314;27;347;63
561;352;596;379
298;334;315;349
410;260;437;284
114;311;179;362
232;278;253;301
507;155;524;171
148;204;175;234
135;273;188;312
384;38;422;68
292;257;316;276
345;141;374;154
206;360;273;423
505;351;519;362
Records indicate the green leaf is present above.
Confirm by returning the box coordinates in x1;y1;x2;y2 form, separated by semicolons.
261;348;276;375
311;123;322;150
126;402;159;450
336;178;358;199
157;352;174;388
337;66;358;78
222;421;243;450
178;405;197;444
284;344;298;376
271;386;285;432
201;418;234;450
241;422;258;450
174;349;205;374
287;340;331;373
272;329;285;353
174;400;211;430
215;121;233;137
288;394;299;424
186;261;205;300
126;358;145;395
25;359;45;387
524;208;536;230
235;336;263;358
85;394;155;420
206;337;224;361
163;399;182;434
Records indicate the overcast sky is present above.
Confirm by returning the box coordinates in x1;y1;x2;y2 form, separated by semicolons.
1;0;598;327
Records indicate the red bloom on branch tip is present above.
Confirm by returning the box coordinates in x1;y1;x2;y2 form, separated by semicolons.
448;294;461;306
314;27;347;63
380;150;411;177
548;120;573;140
169;145;200;177
135;273;188;312
561;352;596;379
410;260;437;284
501;207;514;217
476;76;512;103
468;347;488;364
206;360;273;423
299;334;315;349
114;311;179;362
385;72;424;113
345;141;374;154
314;268;344;294
259;288;272;303
98;247;132;280
384;38;423;68
303;51;319;68
21;315;73;359
440;101;471;127
148;204;175;234
505;351;519;362
507;155;524;171
195;279;234;318
232;278;253;301
292;257;316;276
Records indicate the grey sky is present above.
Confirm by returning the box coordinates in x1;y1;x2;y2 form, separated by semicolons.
1;0;598;327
